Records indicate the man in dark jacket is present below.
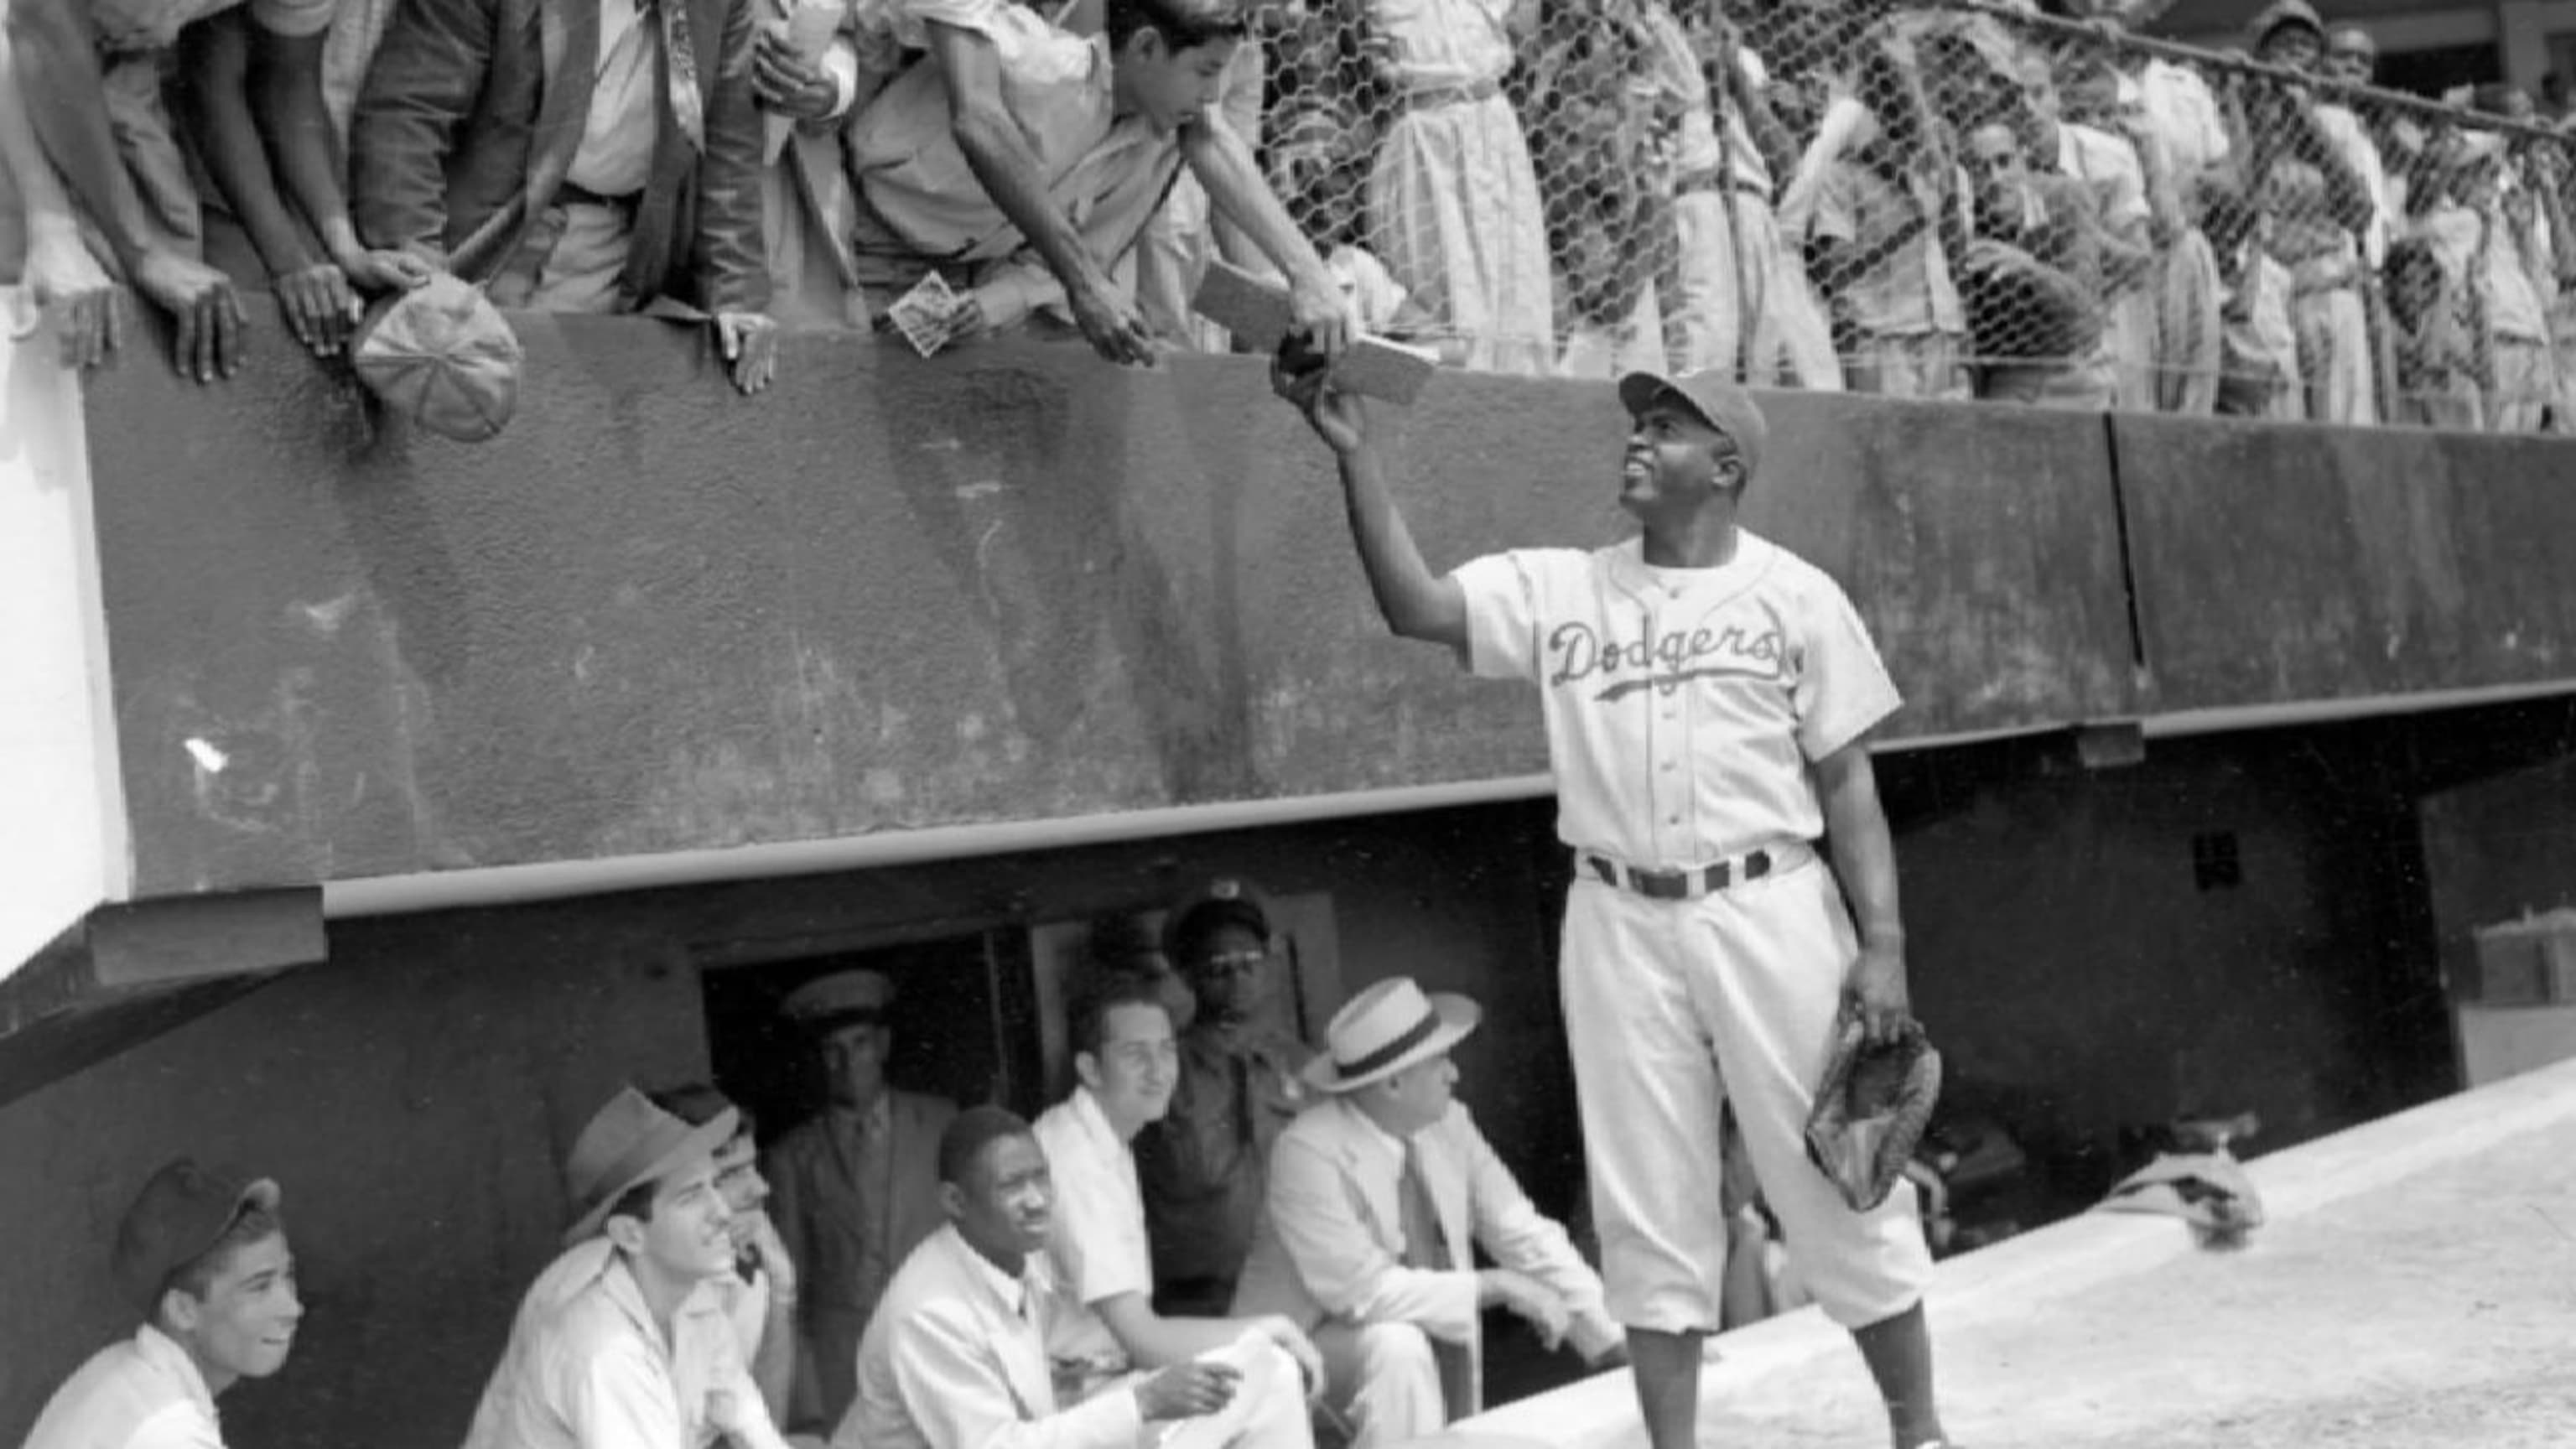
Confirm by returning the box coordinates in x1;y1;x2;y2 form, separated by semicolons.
351;0;781;392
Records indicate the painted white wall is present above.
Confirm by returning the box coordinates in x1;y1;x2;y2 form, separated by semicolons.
0;297;128;978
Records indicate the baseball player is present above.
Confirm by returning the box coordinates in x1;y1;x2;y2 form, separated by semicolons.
1273;361;1950;1449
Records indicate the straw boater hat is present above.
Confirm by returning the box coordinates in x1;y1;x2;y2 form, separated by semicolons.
560;1086;740;1246
1304;978;1481;1093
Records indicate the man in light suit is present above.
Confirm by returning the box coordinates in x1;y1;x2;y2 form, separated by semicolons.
349;0;782;392
766;969;962;1430
1233;979;1622;1449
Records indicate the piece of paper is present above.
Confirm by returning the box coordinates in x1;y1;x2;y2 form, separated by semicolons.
888;272;963;358
1190;260;1296;352
1332;336;1440;406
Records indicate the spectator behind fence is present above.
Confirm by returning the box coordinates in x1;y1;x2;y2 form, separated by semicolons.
1810;39;1971;400
2074;0;2227;413
2201;169;2304;420
175;8;432;361
2414;130;2567;433
841;0;1349;365
1265;98;1452;346
1661;5;1836;388
2382;234;2482;429
1812;119;1971;400
2241;0;2381;424
1;0;122;370
1365;0;1551;373
1960;117;2110;408
350;0;782;394
2019;49;2153;411
1527;0;1670;378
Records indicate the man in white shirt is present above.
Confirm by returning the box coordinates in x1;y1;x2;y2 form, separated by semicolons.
460;1086;797;1449
1232;979;1620;1449
649;1083;800;1430
23;1160;301;1449
1030;972;1321;1435
839;1106;1293;1449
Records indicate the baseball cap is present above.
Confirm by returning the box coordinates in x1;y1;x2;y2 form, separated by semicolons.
111;1159;283;1319
1618;371;1769;480
351;273;525;443
2247;0;2325;49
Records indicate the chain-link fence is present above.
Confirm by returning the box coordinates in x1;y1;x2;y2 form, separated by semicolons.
1247;0;2576;432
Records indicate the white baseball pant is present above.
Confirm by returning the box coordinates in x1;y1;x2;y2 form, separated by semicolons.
1560;850;1931;1333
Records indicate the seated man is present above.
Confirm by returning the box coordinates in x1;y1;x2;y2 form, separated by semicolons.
839;1106;1308;1449
23;1160;300;1449
462;1086;794;1449
1033;970;1322;1415
844;0;1350;364
351;0;781;393
1233;979;1621;1449
650;1083;799;1430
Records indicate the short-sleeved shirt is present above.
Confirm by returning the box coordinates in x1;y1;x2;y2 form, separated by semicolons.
23;1327;225;1449
2056;122;2149;236
849;0;1179;267
1452;534;1899;866
1813;159;1966;339
90;0;332;54
1031;1087;1152;1377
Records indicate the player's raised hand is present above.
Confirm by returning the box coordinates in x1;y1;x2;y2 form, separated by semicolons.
1272;353;1369;457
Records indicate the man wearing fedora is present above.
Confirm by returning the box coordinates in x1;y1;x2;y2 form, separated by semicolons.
766;968;959;1427
23;1160;300;1449
1275;365;1953;1449
840;1106;1298;1449
462;1084;792;1449
1232;978;1618;1449
1133;876;1316;1317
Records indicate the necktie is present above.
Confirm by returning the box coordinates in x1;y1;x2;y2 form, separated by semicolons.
1400;1142;1475;1422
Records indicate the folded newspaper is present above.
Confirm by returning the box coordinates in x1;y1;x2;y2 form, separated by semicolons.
1191;261;1439;405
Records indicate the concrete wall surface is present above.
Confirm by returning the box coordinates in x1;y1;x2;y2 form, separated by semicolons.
77;318;2148;897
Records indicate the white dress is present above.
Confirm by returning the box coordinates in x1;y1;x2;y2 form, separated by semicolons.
1361;0;1552;375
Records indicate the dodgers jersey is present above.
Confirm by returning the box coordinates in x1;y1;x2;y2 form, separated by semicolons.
1452;532;1900;866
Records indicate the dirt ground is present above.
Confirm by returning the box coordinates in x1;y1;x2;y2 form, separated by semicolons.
1687;1115;2576;1449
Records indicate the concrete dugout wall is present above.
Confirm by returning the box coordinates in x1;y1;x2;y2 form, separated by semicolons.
80;318;2136;898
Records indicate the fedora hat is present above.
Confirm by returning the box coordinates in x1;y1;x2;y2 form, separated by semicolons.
561;1086;740;1246
1305;978;1481;1093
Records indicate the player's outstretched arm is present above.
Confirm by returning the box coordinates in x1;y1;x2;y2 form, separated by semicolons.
1274;360;1467;654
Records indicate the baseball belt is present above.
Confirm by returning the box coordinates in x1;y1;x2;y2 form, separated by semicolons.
1577;839;1815;901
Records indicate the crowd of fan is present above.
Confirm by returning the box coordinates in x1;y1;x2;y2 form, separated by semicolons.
4;0;2574;433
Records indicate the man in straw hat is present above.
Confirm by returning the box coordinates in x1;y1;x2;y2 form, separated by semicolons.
460;1085;793;1449
1231;977;1618;1449
1275;365;1954;1448
765;968;959;1426
839;1105;1306;1449
23;1159;300;1449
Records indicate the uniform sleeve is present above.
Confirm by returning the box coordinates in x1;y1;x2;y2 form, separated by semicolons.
1791;575;1901;761
1452;550;1572;683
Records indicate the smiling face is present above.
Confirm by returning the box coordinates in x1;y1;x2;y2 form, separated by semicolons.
1117;31;1240;135
1618;397;1739;523
948;1131;1054;1270
165;1230;302;1393
613;1157;738;1286
2259;25;2323;72
1079;1001;1181;1134
2324;29;2376;86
